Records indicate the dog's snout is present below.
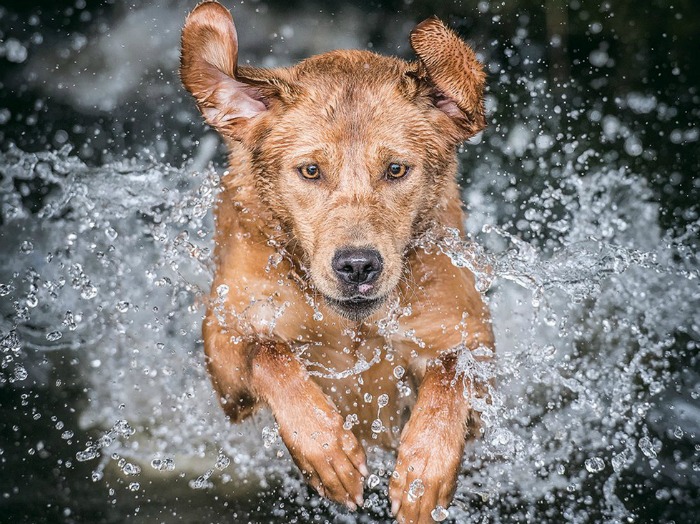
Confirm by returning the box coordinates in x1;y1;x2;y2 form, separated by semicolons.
332;248;383;286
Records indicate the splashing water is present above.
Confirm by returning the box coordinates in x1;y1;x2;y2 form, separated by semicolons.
0;13;700;522
436;168;700;522
1;111;699;524
0;0;697;519
0;145;272;483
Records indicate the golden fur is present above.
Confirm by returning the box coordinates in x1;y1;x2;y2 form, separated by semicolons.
181;2;494;522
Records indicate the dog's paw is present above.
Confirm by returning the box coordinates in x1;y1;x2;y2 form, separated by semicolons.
388;416;464;523
276;402;368;510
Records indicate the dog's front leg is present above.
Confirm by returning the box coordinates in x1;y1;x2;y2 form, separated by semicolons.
250;340;368;510
389;353;483;523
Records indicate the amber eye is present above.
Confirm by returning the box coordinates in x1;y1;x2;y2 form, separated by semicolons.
386;162;409;179
299;164;321;180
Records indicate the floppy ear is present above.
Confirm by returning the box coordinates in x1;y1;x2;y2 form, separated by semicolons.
180;1;279;140
410;16;486;140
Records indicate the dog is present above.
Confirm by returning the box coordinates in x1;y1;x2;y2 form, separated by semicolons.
180;2;494;522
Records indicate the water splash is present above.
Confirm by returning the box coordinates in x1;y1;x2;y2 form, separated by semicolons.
425;166;700;522
0;145;272;486
0;143;698;523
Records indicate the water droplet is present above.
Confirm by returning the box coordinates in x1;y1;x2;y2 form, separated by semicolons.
105;226;118;241
431;505;449;521
398;382;412;398
266;252;283;271
76;448;99;462
343;413;358;430
114;419;135;438
611;452;627;472
215;453;230;470
122;462;141;475
377;394;389;408
128;482;140;491
539;344;557;359
393;366;405;379
80;284;98;300
13;366;28;381
313;310;323;321
150;458;175;471
46;330;63;342
3;38;27;63
62;311;77;330
116;301;129;312
584;457;605;473
19;241;34;254
61;431;74;440
262;425;278;448
174;231;189;245
363;393;373;403
639;437;657;459
366;474;380;489
189;470;214;490
407;479;425;502
371;419;383;433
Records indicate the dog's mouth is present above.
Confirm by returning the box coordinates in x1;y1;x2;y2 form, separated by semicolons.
323;294;386;321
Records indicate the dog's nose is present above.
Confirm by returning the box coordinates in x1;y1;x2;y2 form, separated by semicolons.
332;248;383;286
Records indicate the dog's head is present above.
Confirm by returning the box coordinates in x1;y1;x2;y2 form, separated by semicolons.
181;1;486;321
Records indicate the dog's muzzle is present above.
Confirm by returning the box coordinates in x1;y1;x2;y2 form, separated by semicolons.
323;248;386;320
332;248;383;289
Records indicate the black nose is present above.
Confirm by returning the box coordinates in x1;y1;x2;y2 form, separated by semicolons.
332;248;383;286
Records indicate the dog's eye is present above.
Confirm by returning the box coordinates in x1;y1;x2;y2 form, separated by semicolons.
386;163;409;179
299;164;321;180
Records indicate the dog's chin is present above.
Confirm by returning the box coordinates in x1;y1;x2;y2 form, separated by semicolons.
323;294;386;322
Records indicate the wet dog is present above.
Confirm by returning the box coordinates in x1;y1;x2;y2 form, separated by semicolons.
180;2;494;522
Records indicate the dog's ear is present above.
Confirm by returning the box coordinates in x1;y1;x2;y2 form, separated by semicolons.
180;1;285;140
410;16;486;140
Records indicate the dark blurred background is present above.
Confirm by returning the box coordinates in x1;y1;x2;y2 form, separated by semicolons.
1;0;698;228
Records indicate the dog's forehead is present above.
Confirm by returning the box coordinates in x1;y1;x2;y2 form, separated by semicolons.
251;49;440;159
288;50;419;108
271;50;425;140
294;49;409;79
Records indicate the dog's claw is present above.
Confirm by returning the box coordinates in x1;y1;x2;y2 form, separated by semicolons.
391;498;400;517
359;463;369;477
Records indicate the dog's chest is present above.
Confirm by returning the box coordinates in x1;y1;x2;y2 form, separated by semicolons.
293;328;419;447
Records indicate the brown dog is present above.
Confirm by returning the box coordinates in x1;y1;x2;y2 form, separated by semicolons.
180;2;494;522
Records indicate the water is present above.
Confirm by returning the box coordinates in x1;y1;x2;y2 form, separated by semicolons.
1;1;699;523
1;142;697;522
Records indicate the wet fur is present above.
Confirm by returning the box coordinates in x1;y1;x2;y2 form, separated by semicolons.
181;2;494;522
